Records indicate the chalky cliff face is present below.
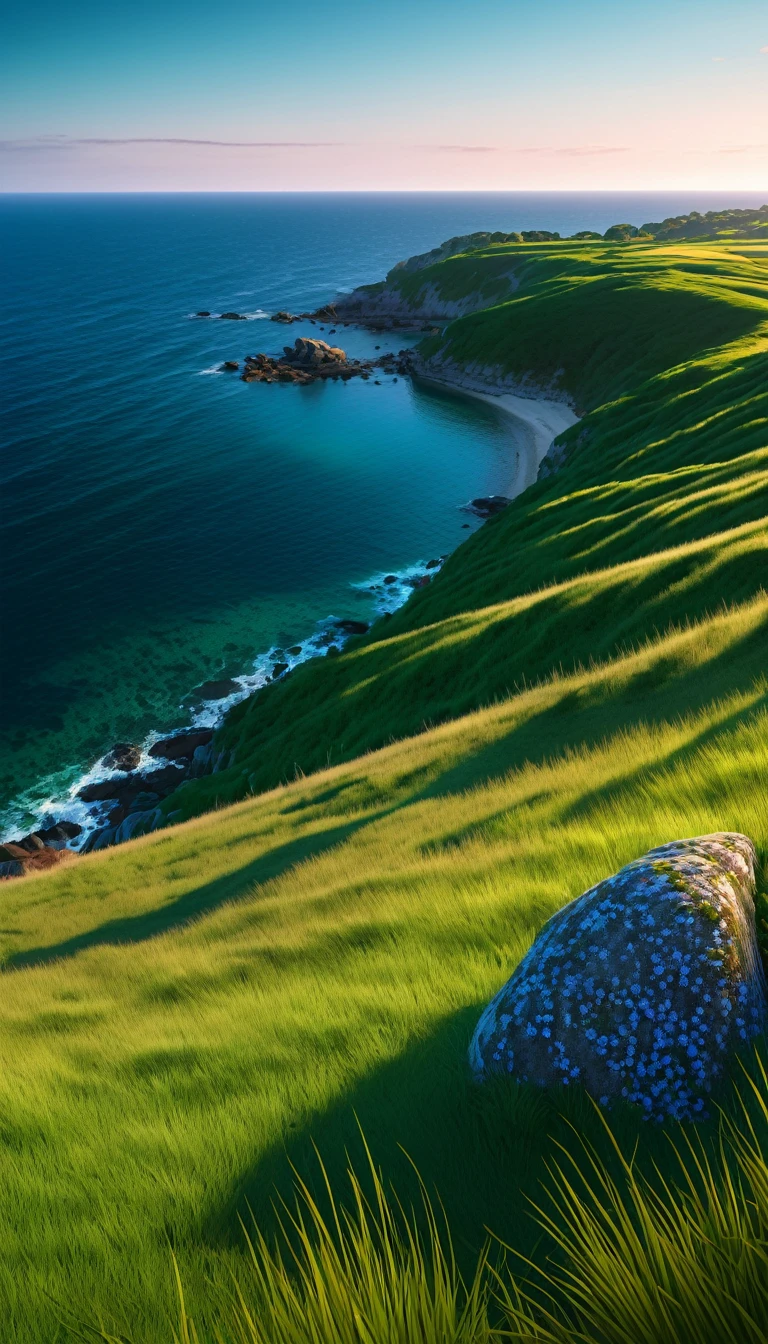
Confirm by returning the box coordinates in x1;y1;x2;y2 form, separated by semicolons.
470;834;767;1120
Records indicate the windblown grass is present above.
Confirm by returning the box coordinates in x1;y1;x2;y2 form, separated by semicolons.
81;1064;768;1343
2;602;768;1339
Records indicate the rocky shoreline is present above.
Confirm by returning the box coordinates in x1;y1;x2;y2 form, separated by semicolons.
0;559;449;873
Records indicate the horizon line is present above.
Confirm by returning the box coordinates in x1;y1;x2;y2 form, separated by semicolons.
2;186;767;196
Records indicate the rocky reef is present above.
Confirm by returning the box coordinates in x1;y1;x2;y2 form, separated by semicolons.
218;336;413;385
239;336;364;384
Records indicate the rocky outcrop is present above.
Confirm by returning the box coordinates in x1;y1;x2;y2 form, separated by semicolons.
407;347;573;406
240;338;376;385
466;496;512;518
537;425;589;482
191;678;241;701
78;762;186;808
387;231;520;276
0;843;75;879
470;834;767;1120
102;743;142;772
334;619;369;636
148;729;213;761
332;279;511;327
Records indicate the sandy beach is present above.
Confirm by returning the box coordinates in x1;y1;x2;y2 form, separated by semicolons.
415;371;578;496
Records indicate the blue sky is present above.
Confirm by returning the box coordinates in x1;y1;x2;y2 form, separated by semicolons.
2;0;767;189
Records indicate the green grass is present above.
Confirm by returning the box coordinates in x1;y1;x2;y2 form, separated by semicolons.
86;1071;768;1344
2;234;768;1340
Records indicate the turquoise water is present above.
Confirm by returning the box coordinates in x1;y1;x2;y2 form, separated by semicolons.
2;191;765;836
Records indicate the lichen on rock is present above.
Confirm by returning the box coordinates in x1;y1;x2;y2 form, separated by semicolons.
469;834;767;1120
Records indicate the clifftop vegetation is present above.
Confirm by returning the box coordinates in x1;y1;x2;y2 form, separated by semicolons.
385;204;768;278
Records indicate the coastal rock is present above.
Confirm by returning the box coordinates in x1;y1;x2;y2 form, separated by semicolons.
102;742;142;772
78;777;130;804
468;496;512;518
221;361;239;371
219;312;246;321
79;763;186;807
283;337;347;368
272;662;289;678
127;791;160;812
149;729;213;762
36;821;82;847
114;809;164;844
137;764;187;797
0;843;30;862
271;310;295;323
469;834;768;1120
15;833;46;853
189;742;214;777
0;845;75;877
196;311;211;317
334;619;369;635
191;678;240;701
82;826;117;853
39;820;82;842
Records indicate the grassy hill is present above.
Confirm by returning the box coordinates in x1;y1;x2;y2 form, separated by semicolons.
1;235;768;1341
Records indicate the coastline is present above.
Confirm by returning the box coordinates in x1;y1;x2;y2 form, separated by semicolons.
2;329;575;866
0;556;446;858
411;367;578;494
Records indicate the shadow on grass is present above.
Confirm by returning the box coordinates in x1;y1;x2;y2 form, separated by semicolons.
198;1000;700;1276
6;815;390;971
196;1006;768;1304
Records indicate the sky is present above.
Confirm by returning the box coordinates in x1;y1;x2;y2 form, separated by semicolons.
2;0;767;191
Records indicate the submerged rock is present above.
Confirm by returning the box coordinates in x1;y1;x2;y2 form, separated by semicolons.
102;742;142;772
191;678;240;701
469;834;767;1120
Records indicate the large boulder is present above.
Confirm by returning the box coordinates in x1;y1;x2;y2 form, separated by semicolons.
284;337;347;368
469;834;767;1120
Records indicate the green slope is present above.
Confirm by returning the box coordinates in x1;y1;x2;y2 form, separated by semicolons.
2;234;768;1340
1;598;767;1340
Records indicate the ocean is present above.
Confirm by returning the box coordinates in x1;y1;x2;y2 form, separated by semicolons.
2;190;765;839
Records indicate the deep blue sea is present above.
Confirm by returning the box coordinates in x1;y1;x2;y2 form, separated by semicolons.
2;190;765;838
